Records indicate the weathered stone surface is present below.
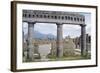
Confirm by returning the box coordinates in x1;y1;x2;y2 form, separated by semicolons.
38;44;51;61
81;25;86;56
56;24;63;57
63;37;75;56
23;10;85;25
27;22;35;61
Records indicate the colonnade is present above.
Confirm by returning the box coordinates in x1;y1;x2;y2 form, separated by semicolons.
25;22;86;60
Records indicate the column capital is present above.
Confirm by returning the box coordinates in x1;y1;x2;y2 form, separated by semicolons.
28;22;36;24
28;22;35;27
80;24;86;27
56;23;63;25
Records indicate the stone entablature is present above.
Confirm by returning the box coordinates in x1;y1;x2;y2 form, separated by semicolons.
23;10;85;24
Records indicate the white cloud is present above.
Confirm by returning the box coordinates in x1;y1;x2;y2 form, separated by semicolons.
63;25;81;38
34;23;57;36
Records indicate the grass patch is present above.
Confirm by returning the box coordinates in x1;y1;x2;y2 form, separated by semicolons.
48;55;91;61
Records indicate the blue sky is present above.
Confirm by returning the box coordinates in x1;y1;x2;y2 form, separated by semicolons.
23;12;91;38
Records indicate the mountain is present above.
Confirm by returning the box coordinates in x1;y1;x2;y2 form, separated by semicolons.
24;31;56;40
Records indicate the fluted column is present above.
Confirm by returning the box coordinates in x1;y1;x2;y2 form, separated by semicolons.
56;23;63;58
27;22;35;61
80;24;86;56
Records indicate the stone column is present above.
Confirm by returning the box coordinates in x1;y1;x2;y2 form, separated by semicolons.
80;24;86;56
86;34;89;56
56;23;63;58
27;22;35;61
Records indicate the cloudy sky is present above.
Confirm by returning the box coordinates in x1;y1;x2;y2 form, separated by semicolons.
23;12;91;38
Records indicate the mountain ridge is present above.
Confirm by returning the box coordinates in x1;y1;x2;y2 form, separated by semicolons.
24;30;56;40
